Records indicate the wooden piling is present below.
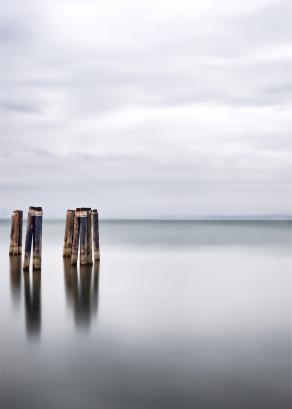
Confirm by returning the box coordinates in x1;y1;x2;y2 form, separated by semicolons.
79;209;88;265
23;207;43;271
63;209;75;257
87;209;93;265
71;209;81;265
92;209;100;260
23;208;34;271
9;210;23;255
33;207;43;270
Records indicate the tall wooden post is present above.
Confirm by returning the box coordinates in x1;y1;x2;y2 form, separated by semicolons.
92;209;100;260
23;208;34;271
23;207;43;271
9;210;23;255
79;209;88;265
63;209;75;257
71;209;81;265
33;208;43;271
87;209;93;265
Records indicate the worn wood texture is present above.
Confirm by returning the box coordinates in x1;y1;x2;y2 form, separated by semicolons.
87;209;93;265
79;209;88;265
92;209;100;260
23;207;43;271
23;208;34;270
63;209;75;257
71;209;81;265
9;210;23;255
33;208;43;270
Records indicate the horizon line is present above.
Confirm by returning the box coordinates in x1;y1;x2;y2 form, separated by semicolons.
0;216;291;222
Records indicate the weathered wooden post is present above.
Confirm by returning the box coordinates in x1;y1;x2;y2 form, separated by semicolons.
23;207;43;271
33;207;43;270
63;209;75;257
92;209;100;260
87;209;93;265
71;209;81;265
9;210;23;255
23;207;34;271
79;209;89;265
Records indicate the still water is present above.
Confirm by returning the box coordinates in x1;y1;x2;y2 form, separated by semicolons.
1;221;292;409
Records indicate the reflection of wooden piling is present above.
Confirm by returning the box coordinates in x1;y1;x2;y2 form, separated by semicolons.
92;209;100;260
71;209;81;265
9;210;23;255
9;255;22;304
23;207;43;271
63;209;75;257
24;270;41;336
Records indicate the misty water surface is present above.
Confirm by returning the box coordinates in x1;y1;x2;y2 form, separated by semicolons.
0;221;291;409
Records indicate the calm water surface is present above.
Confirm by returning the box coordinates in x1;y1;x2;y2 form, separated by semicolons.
1;221;292;409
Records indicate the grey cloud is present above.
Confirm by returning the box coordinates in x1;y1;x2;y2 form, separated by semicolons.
0;0;291;218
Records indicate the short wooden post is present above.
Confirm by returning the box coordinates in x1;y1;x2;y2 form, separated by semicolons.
92;209;100;260
71;209;81;265
23;208;34;271
79;209;88;265
33;207;43;270
63;209;75;257
9;210;23;255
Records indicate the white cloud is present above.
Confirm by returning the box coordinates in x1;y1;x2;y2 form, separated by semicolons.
0;0;291;217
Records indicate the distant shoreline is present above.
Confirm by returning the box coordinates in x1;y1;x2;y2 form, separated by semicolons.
0;217;291;222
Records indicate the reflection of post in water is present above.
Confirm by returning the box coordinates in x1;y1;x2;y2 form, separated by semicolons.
63;259;99;328
24;270;41;337
9;255;22;305
92;261;100;315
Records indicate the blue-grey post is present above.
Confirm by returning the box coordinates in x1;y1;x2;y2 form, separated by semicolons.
71;209;81;265
63;209;75;257
79;209;88;265
92;209;100;260
23;208;34;270
33;208;43;270
9;210;23;255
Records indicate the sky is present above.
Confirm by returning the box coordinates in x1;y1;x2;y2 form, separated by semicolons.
0;0;291;218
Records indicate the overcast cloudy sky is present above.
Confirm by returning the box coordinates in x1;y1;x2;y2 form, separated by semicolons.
0;0;291;218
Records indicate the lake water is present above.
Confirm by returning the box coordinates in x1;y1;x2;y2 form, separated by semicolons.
1;220;292;409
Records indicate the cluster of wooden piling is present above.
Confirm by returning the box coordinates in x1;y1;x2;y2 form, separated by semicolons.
63;208;100;265
9;207;43;271
9;206;99;270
